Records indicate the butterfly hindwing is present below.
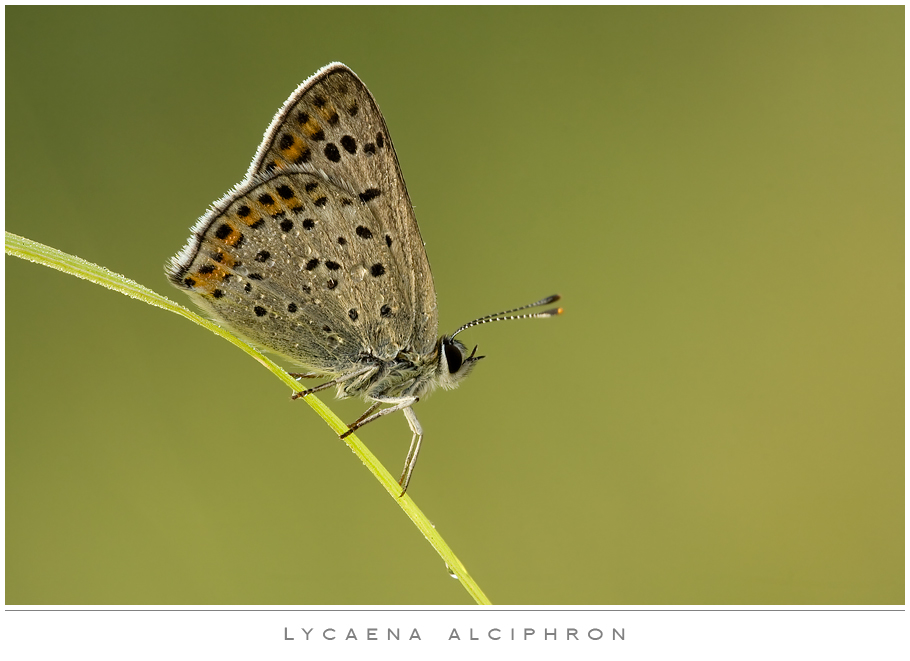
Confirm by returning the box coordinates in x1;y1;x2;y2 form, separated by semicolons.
169;168;415;372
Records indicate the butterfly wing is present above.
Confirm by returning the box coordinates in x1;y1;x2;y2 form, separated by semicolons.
168;166;418;373
168;63;440;373
250;63;438;356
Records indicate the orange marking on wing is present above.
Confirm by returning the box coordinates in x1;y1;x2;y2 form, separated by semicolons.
215;251;236;268
254;197;279;216
238;211;263;227
189;265;227;294
278;192;302;210
278;139;306;162
222;226;243;247
302;118;323;138
317;104;339;122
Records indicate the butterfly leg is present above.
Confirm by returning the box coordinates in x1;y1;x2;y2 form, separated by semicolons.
398;406;424;496
339;396;418;438
290;378;336;398
290;366;376;399
338;396;421;496
345;401;381;430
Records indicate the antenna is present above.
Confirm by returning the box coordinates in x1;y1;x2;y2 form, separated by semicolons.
451;294;563;338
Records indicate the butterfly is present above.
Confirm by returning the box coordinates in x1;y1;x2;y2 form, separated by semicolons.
167;63;561;494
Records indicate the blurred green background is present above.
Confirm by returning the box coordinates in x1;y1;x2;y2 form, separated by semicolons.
6;7;903;605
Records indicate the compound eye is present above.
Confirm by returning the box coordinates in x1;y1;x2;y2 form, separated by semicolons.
444;340;463;374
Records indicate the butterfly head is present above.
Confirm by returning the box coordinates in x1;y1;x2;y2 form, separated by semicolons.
433;336;484;390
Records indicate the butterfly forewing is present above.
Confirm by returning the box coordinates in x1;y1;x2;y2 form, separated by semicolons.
249;63;438;355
